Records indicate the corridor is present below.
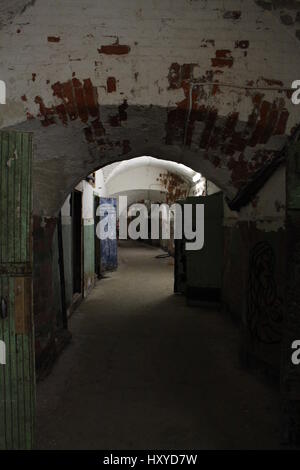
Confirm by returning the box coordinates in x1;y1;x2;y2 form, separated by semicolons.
35;241;280;450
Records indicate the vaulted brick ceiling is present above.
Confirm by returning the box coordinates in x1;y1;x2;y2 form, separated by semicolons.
0;0;299;215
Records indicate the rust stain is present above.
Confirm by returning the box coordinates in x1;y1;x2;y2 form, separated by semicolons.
157;171;188;204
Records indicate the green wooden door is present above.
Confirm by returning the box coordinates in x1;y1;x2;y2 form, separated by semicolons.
174;193;224;302
185;192;223;300
0;130;35;449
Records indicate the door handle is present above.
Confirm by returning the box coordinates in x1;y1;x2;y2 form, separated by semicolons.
1;297;7;319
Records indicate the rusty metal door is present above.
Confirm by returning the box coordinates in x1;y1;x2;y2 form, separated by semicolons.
0;130;35;449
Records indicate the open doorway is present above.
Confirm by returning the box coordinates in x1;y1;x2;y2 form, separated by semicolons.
94;195;101;279
71;190;83;297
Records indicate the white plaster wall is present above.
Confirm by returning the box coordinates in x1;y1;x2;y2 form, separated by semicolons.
0;0;299;130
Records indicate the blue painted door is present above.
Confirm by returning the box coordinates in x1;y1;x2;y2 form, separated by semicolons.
99;197;118;272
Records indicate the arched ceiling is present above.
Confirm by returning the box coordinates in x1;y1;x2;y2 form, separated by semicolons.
105;156;200;186
0;0;299;215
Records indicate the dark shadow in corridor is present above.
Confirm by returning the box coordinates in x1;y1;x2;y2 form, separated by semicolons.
35;241;280;449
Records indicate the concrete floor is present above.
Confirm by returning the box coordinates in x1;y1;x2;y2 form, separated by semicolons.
36;241;281;449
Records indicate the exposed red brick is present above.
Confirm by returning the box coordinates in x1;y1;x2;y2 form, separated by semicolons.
32;77;104;135
34;96;55;126
260;105;279;143
260;100;272;122
83;78;99;118
21;94;27;101
107;77;117;93
211;50;233;68
249;101;271;146
211;84;220;95
55;103;68;126
167;62;196;89
252;93;264;106
48;36;60;43
71;77;81;88
32;73;36;82
260;77;283;87
62;81;77;120
274;109;289;135
98;39;130;55
52;81;77;120
74;85;89;123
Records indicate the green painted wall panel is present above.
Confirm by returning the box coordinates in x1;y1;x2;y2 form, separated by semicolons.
0;131;35;449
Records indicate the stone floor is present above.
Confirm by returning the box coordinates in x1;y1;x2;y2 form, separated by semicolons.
35;241;281;449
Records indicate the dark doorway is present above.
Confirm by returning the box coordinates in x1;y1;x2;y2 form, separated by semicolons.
71;190;82;295
94;195;101;278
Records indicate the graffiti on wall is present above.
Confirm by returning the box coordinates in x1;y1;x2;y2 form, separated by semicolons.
247;241;283;344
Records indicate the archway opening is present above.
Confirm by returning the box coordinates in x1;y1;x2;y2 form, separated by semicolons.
33;155;280;450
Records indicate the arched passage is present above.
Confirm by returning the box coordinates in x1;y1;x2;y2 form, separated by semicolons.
0;0;299;448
